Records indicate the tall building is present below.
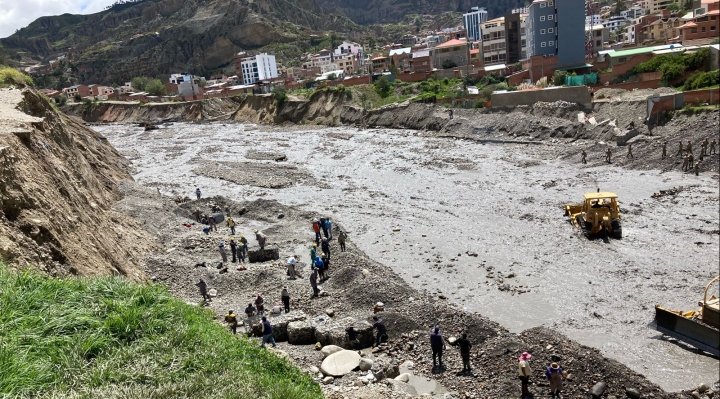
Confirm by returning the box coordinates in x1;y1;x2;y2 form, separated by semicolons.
463;6;489;42
480;14;528;66
238;53;278;85
526;0;586;67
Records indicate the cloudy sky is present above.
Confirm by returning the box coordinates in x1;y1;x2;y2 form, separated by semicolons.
0;0;116;39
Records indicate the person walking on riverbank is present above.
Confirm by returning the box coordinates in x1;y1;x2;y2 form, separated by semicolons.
227;216;236;235
255;292;265;315
195;188;201;200
676;141;683;157
238;235;247;263
695;160;701;176
605;147;612;164
315;256;326;281
686;140;693;154
310;268;319;297
320;218;329;239
254;229;266;250
218;241;228;263
229;238;237;263
581;150;587;164
196;279;210;303
194;207;201;222
662;141;667;158
260;316;276;348
518;351;532;398
430;326;445;370
455;333;473;373
281;287;290;313
324;218;333;240
710;139;716;155
310;243;317;264
312;219;321;244
321;238;330;259
545;362;563;398
626;144;634;159
208;215;217;232
225;309;238;335
372;316;387;347
338;230;347;252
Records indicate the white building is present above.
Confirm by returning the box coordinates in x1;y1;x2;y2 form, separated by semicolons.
169;74;202;97
334;41;363;56
603;15;627;32
239;53;278;85
621;4;646;20
463;6;488;42
586;14;602;25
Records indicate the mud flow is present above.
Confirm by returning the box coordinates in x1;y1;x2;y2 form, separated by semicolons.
97;122;719;391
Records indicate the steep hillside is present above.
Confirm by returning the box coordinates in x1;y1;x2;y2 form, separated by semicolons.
1;0;363;83
319;0;525;25
0;85;154;279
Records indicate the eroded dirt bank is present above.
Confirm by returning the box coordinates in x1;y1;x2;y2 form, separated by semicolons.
97;121;719;393
0;88;153;279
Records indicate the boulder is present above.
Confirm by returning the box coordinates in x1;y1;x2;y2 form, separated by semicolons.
320;345;344;358
322;376;334;385
249;311;306;341
388;379;418;396
287;320;315;345
315;317;374;348
698;384;709;394
690;391;701;399
625;387;641;399
394;373;410;383
248;246;279;263
320;350;361;377
590;382;607;399
309;366;320;374
359;358;374;371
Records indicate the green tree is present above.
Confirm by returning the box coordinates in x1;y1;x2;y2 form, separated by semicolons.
414;17;422;33
73;93;82;102
666;2;680;12
272;85;288;107
0;44;7;65
552;70;569;86
441;59;457;69
367;37;376;51
145;79;166;96
374;75;391;98
327;73;338;81
615;0;627;13
131;76;151;91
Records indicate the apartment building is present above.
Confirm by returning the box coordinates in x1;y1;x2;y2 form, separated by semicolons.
480;13;528;66
642;0;680;13
238;53;278;85
678;8;719;44
603;15;628;32
433;38;470;68
463;6;489;41
586;24;609;55
621;4;646;20
505;12;528;64
526;0;586;67
642;16;684;42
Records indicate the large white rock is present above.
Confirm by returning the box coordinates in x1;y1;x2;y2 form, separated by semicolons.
394;373;410;383
320;350;361;377
320;345;344;359
359;357;374;371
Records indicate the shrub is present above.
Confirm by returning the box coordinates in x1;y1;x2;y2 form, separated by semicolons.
535;76;549;88
552;70;569;86
0;66;33;87
73;93;82;102
683;69;720;90
374;75;391;98
272;85;288;107
145;78;166;96
441;59;457;69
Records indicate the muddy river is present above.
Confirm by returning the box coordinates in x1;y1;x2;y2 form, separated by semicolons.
97;122;720;391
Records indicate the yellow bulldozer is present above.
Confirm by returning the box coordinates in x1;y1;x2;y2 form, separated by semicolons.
564;191;622;239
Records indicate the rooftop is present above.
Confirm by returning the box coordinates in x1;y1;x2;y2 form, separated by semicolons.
435;38;467;49
607;44;683;58
388;47;411;56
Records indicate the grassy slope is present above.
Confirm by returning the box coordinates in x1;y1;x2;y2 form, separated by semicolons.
0;266;322;399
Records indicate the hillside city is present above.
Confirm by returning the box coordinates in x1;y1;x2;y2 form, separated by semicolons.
27;0;719;105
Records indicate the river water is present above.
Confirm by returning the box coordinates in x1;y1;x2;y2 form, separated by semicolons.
97;122;720;391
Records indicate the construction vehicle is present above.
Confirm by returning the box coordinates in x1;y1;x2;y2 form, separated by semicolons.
654;276;719;357
564;191;622;238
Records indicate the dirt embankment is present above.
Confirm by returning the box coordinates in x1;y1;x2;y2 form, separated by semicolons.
0;87;154;280
64;97;238;123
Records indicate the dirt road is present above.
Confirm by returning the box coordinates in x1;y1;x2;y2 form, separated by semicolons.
97;122;719;391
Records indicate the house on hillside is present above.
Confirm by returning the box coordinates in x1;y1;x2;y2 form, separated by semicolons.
677;4;719;46
409;49;433;72
389;48;412;71
433;38;469;69
62;85;91;99
370;56;389;72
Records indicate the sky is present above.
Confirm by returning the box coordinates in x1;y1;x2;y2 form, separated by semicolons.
0;0;116;39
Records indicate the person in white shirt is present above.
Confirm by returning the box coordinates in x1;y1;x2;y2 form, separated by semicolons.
518;351;532;397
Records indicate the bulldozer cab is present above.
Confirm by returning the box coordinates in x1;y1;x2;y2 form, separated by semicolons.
582;192;620;217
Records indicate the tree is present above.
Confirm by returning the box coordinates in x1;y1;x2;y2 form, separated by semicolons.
615;0;627;14
145;79;166;96
73;93;82;102
552;70;569;86
666;2;680;13
131;76;151;91
373;75;391;98
367;37;376;51
441;59;457;69
414;17;422;33
327;73;338;81
272;85;288;107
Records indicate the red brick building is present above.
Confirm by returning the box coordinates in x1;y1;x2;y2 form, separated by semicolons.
678;8;719;45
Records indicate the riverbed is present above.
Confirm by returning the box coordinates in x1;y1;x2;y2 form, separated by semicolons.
97;122;720;391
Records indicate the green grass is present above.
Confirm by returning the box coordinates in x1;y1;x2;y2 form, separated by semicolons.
0;266;322;399
0;66;33;87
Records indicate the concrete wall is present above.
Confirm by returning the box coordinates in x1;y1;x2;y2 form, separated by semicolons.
491;86;592;107
683;88;720;105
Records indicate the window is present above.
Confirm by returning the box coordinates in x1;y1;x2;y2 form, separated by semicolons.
596;40;601;46
548;28;554;33
701;27;706;32
540;16;545;21
548;14;554;20
540;2;546;7
548;0;553;5
541;42;547;47
691;28;697;33
712;25;717;31
541;29;546;34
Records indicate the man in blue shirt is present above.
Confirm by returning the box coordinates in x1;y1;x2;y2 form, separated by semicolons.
260;316;276;348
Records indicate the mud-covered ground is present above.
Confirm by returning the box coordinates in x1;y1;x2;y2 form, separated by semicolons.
97;121;719;392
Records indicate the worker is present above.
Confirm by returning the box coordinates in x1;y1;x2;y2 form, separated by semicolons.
518;351;533;397
281;287;290;313
448;109;454;119
196;279;211;303
372;316;387;347
687;153;695;172
702;138;709;156
320;217;329;239
626;144;634;159
229;237;237;263
255;293;265;315
239;235;247;262
208;215;217;231
227;216;236;235
310;243;318;264
287;256;297;279
710;139;717;155
580;150;587;164
545;362;564;398
675;141;683;157
202;226;211;235
321;255;330;279
225;309;238;334
244;303;256;318
695;160;701;176
312;219;321;244
194;207;201;222
314;256;326;281
373;301;385;313
346;326;361;350
681;153;689;172
254;229;266;250
686;140;693;154
321;238;330;259
195;187;201;200
430;325;446;370
338;230;347;252
260;316;276;348
700;139;707;157
456;333;473;374
605;147;612;164
324;218;333;240
218;241;228;263
310;267;319;297
271;302;282;315
662;141;667;158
